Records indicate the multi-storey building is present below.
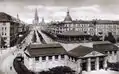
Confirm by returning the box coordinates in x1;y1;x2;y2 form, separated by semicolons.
0;12;27;48
43;10;119;42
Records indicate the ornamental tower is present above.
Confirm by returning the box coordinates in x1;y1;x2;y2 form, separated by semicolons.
64;9;72;22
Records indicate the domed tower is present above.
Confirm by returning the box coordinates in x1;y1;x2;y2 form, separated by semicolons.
64;9;72;22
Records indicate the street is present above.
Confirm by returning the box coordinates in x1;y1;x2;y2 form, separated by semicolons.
0;30;36;74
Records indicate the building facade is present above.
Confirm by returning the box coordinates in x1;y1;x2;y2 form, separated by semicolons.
0;12;27;48
43;10;119;41
24;41;119;73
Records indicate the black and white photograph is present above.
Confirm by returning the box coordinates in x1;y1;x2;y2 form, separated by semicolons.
0;0;119;74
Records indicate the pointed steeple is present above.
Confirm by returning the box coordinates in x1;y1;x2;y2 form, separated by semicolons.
41;17;44;23
34;8;39;25
35;8;39;21
64;9;72;22
17;14;19;20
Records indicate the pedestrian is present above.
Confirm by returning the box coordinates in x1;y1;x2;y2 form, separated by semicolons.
10;66;12;70
12;52;14;55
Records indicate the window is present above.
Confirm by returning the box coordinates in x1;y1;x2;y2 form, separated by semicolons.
49;56;52;60
3;23;6;25
55;55;58;60
2;27;4;30
2;32;4;35
3;37;7;40
5;27;6;30
5;33;6;35
42;56;46;60
84;31;87;33
105;51;108;54
114;51;117;55
74;58;77;62
35;56;39;61
61;55;64;59
109;51;112;54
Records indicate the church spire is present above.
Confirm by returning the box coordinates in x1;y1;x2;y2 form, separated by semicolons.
67;9;70;16
17;14;19;20
41;17;44;23
35;8;39;21
34;8;39;25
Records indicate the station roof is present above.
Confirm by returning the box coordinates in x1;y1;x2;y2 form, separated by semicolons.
68;41;118;58
57;31;90;36
26;41;118;58
27;43;67;57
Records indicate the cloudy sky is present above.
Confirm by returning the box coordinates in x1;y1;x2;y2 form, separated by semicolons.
1;0;119;24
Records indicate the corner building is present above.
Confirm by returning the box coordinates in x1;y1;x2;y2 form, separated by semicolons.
0;12;26;48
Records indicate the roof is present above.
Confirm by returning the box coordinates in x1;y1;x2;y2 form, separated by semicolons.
83;51;105;58
27;43;67;57
58;31;89;36
0;12;13;22
68;45;93;58
91;41;111;45
50;20;119;26
95;20;119;24
26;41;118;58
0;12;24;23
68;41;118;58
93;43;118;53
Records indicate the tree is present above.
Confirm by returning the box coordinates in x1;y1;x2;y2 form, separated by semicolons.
106;32;116;43
1;37;6;48
107;61;119;71
91;34;100;41
39;66;75;74
104;35;108;41
117;37;119;42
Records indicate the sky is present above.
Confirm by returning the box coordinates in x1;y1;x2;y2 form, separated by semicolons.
1;0;119;24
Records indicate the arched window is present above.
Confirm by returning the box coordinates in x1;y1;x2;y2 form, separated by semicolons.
35;56;39;61
61;55;64;59
42;56;46;61
55;55;59;60
49;56;52;60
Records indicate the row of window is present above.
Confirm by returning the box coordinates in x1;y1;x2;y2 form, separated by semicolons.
35;55;77;62
1;32;7;35
2;27;7;30
105;51;117;55
35;55;64;61
1;27;7;36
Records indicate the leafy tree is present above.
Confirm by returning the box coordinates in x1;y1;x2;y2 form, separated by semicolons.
1;37;6;48
104;35;108;41
107;61;119;71
91;34;100;41
117;37;119;42
106;32;116;43
39;66;75;74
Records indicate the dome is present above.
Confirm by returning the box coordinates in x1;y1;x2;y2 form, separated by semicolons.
64;10;72;22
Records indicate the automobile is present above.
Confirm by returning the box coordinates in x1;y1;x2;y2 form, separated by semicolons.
16;53;24;62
